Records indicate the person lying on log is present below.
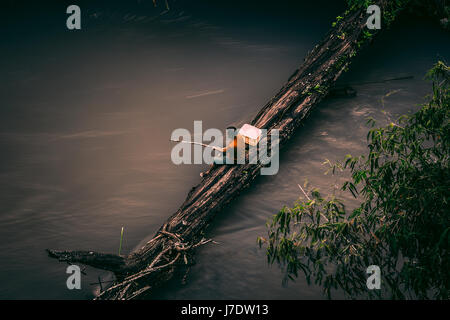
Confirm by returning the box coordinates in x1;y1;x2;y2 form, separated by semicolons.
200;126;238;177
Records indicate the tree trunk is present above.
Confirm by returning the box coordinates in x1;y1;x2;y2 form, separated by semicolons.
47;0;393;299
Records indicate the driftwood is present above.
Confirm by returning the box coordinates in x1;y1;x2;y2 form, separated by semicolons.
47;0;392;299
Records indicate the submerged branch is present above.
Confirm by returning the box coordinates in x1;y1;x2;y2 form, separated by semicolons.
46;249;127;275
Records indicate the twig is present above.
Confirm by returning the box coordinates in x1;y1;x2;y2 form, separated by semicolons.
298;184;311;201
298;183;329;223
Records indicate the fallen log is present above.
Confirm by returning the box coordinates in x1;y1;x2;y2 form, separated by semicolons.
47;0;398;299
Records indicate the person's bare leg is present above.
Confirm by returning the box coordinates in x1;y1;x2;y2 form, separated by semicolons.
200;153;225;177
200;164;216;177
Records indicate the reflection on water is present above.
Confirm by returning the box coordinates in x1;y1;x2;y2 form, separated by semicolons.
0;0;448;299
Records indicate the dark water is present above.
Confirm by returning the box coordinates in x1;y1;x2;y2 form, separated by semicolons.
0;1;448;299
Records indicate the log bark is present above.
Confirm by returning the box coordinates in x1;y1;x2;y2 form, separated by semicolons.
47;0;393;299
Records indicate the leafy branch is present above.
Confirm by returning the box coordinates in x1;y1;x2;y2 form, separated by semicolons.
258;61;450;299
